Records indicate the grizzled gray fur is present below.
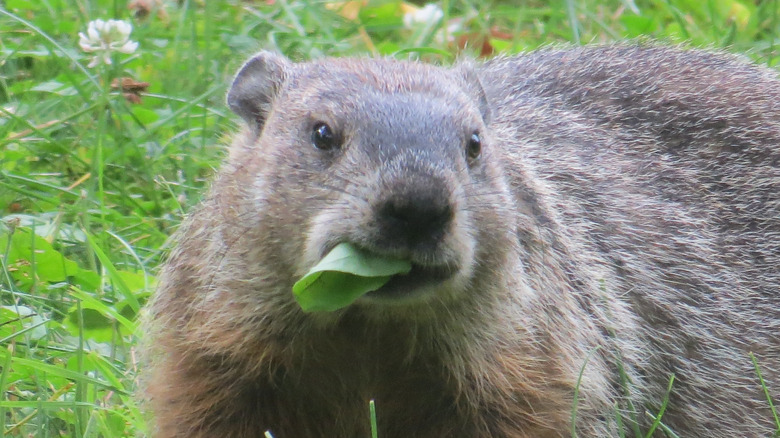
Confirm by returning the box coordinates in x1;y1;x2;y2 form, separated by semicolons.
143;45;780;437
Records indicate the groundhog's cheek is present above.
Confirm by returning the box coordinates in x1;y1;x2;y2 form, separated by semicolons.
298;205;363;275
464;164;521;262
438;207;478;281
247;174;268;212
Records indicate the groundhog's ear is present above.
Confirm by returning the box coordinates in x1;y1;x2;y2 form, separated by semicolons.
457;63;492;125
227;51;291;131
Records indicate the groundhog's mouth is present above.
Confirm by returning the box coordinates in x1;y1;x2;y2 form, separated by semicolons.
365;263;456;300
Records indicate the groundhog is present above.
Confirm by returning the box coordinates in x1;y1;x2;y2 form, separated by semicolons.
142;45;780;437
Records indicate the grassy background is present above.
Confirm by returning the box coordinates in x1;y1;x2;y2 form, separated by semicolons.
1;0;778;437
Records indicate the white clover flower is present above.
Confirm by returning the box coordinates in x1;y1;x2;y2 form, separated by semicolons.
403;4;444;29
78;19;139;68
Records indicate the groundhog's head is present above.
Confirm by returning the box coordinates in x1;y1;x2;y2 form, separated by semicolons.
224;52;516;315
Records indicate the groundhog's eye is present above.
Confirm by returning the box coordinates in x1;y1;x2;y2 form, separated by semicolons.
311;122;339;151
467;132;481;160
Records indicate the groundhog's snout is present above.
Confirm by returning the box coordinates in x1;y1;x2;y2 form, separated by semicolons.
357;165;468;300
373;173;453;254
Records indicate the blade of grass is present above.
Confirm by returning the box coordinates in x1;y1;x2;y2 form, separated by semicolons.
571;346;601;437
0;353;127;394
643;374;675;437
565;0;581;44
370;399;378;438
83;231;141;313
750;352;780;432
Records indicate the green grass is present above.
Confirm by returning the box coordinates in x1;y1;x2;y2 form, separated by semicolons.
0;0;778;437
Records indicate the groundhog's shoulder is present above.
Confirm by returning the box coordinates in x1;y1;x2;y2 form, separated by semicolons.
481;44;779;106
483;43;778;80
480;44;780;161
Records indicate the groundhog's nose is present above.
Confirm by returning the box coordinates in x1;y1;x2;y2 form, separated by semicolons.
374;176;453;252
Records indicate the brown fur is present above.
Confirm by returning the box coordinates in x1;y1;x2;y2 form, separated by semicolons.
142;45;780;437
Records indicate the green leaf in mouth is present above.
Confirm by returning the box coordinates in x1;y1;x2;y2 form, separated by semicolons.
292;243;412;312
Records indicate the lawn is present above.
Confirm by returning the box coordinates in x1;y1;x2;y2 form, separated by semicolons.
0;0;778;437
